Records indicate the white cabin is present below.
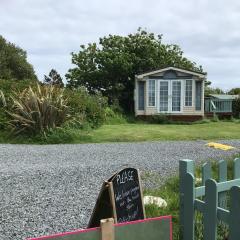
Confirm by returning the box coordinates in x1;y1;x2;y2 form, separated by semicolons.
134;67;207;121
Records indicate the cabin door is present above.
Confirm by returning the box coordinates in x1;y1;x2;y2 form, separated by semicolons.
158;80;182;113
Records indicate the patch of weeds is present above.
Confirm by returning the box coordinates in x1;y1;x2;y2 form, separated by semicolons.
230;117;240;123
195;118;211;124
41;128;75;144
212;114;220;122
149;114;170;124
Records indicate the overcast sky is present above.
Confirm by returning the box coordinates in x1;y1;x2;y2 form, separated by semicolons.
1;0;240;90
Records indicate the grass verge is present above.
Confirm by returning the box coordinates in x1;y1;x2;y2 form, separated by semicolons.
88;121;240;142
0;121;240;144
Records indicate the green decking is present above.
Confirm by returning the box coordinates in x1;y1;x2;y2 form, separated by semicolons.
205;94;239;113
205;98;233;113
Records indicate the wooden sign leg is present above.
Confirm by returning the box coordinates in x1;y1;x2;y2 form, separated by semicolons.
101;218;115;240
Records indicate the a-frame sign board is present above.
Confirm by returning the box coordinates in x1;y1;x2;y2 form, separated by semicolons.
88;168;146;228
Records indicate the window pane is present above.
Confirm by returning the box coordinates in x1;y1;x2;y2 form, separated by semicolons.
195;81;202;110
159;81;168;111
138;81;145;110
172;81;181;111
185;80;192;106
148;80;155;106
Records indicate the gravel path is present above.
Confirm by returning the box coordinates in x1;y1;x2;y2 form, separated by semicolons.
0;140;240;240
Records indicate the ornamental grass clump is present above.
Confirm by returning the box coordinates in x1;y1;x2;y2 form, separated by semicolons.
0;90;8;129
7;84;69;135
0;90;7;107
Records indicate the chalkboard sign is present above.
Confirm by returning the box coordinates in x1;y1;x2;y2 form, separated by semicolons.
111;168;145;223
88;168;145;228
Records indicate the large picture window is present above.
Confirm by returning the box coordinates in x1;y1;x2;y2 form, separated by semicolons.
148;80;155;106
185;80;192;106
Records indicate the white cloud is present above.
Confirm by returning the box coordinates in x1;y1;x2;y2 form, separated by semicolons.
0;0;240;89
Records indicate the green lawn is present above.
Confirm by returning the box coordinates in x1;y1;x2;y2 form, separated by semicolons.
0;121;240;144
77;121;240;143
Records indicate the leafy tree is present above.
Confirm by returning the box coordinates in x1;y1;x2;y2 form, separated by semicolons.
233;98;240;118
205;80;212;87
228;88;240;95
0;35;37;80
205;87;225;96
66;28;204;112
44;69;64;87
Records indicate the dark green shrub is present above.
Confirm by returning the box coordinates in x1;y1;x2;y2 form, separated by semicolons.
233;98;240;118
0;79;36;98
66;88;107;128
104;107;127;124
0;35;37;80
40;128;75;144
85;93;107;127
149;114;169;124
109;99;124;114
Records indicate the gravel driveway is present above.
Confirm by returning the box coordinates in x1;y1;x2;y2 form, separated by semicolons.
0;140;240;239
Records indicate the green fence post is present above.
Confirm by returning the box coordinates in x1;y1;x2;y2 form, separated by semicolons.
229;186;240;240
234;158;240;179
218;160;227;208
179;160;194;238
203;179;218;240
183;172;195;240
202;162;212;186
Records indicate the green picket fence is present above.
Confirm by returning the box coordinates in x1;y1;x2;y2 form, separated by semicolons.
179;158;240;240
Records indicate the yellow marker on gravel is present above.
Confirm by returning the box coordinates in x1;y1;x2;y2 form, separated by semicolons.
206;142;235;151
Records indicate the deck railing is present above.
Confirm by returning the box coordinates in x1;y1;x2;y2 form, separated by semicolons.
205;99;233;113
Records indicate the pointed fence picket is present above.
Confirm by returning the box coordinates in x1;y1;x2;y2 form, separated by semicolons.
179;158;240;240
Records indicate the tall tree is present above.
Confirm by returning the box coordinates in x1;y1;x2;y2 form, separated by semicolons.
205;87;225;96
44;69;64;87
228;88;240;95
0;35;37;80
66;29;204;112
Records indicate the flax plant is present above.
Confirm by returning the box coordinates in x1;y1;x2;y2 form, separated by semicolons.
0;89;7;107
7;84;69;135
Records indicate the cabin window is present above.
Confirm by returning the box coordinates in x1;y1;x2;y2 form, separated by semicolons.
163;70;177;79
172;81;181;111
195;81;202;110
148;80;155;106
138;81;145;110
185;80;192;106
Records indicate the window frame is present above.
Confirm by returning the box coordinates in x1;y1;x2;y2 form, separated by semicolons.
147;79;156;107
185;80;193;107
138;81;145;110
195;81;202;111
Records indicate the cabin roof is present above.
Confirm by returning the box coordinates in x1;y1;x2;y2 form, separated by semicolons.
135;66;207;79
209;94;239;100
